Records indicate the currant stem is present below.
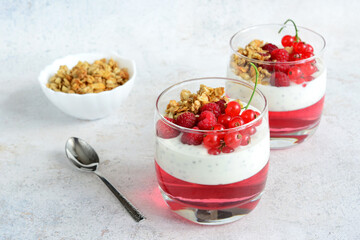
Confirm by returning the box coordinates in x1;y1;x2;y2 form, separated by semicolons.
245;63;258;110
278;19;300;42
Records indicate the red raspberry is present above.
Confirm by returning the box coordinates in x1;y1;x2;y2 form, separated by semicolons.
215;100;226;114
271;49;290;73
197;111;217;130
175;112;196;128
156;117;180;139
262;43;278;53
270;72;290;87
271;49;289;62
260;62;274;72
274;63;290;73
181;127;203;145
200;103;221;117
259;52;271;58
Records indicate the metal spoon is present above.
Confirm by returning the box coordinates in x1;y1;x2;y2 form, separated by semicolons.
65;137;145;222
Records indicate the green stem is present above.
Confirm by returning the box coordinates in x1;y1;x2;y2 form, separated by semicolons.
245;63;258;110
278;19;300;42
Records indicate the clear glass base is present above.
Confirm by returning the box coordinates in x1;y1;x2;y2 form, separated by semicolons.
160;187;263;225
270;121;320;150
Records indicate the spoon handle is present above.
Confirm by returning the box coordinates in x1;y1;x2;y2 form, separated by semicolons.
95;173;145;222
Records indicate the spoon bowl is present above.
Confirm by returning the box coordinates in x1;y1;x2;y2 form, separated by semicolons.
65;137;145;222
65;137;99;171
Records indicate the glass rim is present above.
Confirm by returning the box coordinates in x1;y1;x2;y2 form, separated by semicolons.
155;77;268;134
229;23;326;65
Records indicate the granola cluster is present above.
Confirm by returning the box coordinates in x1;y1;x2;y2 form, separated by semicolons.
165;84;242;119
47;58;130;94
230;40;272;85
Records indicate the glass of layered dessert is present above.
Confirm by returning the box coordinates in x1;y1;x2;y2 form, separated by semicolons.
155;77;269;225
228;20;326;149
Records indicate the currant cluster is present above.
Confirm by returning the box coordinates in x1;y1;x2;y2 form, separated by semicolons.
261;19;318;87
157;100;261;155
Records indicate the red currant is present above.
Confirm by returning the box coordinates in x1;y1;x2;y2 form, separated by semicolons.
208;148;221;155
228;116;245;128
289;53;302;61
240;127;256;136
302;52;314;59
240;134;250;146
224;132;242;149
222;146;234;154
212;123;225;130
212;123;225;139
304;44;314;53
217;114;231;128
293;77;305;84
225;101;241;117
254;111;262;127
241;109;256;124
203;134;221;149
281;35;295;47
288;66;303;80
300;63;317;76
293;42;307;54
304;76;314;82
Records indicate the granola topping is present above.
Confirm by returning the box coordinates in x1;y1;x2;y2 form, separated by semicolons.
157;83;262;156
230;32;319;87
231;40;272;85
165;84;241;119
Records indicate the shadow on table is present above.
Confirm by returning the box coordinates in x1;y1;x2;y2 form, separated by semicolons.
49;149;189;224
142;185;189;224
123;169;189;225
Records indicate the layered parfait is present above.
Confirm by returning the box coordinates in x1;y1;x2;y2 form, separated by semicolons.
228;20;326;148
155;76;269;224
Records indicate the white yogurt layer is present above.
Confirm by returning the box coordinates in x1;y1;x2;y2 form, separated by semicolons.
227;67;327;112
155;119;270;185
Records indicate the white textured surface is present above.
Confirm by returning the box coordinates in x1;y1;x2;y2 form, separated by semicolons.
0;0;359;239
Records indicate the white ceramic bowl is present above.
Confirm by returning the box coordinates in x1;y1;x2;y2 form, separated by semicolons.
38;53;136;120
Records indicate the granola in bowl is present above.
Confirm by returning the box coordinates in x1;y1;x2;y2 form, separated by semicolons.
47;58;130;94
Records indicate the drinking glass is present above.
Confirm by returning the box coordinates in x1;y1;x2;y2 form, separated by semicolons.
155;77;269;225
228;24;326;149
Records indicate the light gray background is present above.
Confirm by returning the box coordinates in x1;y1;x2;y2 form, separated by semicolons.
1;0;359;239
